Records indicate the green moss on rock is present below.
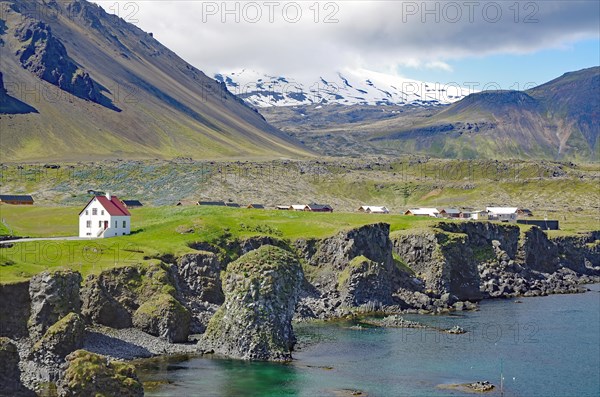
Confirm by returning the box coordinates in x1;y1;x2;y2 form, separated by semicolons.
59;350;143;397
201;245;303;361
32;312;85;359
132;294;190;343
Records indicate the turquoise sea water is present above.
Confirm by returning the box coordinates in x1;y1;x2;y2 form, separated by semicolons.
140;285;600;397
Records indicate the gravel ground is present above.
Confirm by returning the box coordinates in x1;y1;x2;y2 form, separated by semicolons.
13;326;200;393
83;325;199;360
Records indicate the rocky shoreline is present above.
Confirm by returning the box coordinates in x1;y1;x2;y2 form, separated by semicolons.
1;222;598;395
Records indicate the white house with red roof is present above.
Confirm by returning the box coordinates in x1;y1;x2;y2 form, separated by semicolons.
79;193;131;238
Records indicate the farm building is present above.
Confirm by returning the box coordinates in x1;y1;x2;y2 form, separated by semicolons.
0;195;34;205
276;205;292;210
486;207;518;222
123;200;143;208
359;206;390;214
176;200;196;206
439;208;462;218
404;208;440;217
225;202;240;208
79;193;131;238
291;205;308;211
247;204;265;209
307;203;333;212
197;201;226;206
517;208;534;217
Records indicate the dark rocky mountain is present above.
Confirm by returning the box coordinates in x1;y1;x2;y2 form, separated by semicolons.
0;0;310;161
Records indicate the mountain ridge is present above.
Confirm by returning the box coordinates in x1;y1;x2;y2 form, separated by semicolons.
262;67;599;161
215;68;472;108
0;0;311;161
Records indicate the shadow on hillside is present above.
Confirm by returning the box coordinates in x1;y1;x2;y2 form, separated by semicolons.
0;94;38;114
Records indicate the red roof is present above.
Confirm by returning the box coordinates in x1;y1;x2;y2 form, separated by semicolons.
79;195;131;216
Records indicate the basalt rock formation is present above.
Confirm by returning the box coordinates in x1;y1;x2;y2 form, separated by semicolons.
201;245;303;361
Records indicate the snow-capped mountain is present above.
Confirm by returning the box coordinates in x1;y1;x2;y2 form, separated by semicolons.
214;68;473;107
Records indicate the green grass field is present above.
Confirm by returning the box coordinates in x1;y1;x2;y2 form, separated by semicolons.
0;206;435;283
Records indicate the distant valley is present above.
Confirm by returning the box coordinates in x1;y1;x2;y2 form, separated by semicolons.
259;67;600;161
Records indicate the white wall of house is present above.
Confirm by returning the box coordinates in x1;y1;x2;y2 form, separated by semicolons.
100;215;130;237
79;198;131;238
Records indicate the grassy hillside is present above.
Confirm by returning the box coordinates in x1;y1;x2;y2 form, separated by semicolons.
0;0;310;161
0;206;435;283
1;157;598;283
0;158;597;229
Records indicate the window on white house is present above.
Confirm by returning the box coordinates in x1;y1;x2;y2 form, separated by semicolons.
123;221;126;228
115;221;118;228
86;220;91;228
92;208;97;215
99;221;102;228
85;210;89;215
101;210;104;215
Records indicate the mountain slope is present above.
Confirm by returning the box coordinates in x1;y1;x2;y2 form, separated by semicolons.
0;0;310;161
373;67;599;160
216;69;471;107
262;67;599;160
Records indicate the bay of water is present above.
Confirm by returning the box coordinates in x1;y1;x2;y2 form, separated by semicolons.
140;285;600;397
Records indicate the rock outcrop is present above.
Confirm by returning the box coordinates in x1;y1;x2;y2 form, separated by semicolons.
81;263;191;342
0;281;31;338
174;252;224;333
294;223;418;318
393;222;598;301
30;313;85;364
391;228;484;301
176;252;224;304
553;231;600;274
14;18;117;110
338;255;395;307
201;245;303;361
0;337;34;396
519;226;560;273
132;294;190;343
28;271;82;340
58;350;143;397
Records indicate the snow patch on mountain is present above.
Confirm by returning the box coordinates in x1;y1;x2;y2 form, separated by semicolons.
215;68;473;107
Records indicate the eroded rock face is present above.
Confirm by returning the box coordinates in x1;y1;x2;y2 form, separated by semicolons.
58;350;143;397
301;223;394;270
0;337;34;396
14;18;117;110
81;274;132;329
338;256;394;307
174;252;224;334
201;245;303;361
295;223;421;318
554;231;600;274
0;281;31;338
132;294;190;343
28;271;82;340
176;252;223;304
519;226;560;273
81;264;191;342
392;230;483;301
437;222;520;259
30;312;85;364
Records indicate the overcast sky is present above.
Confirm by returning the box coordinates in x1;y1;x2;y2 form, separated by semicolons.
94;0;599;88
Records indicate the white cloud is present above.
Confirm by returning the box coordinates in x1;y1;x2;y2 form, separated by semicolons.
92;0;599;78
425;61;453;72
